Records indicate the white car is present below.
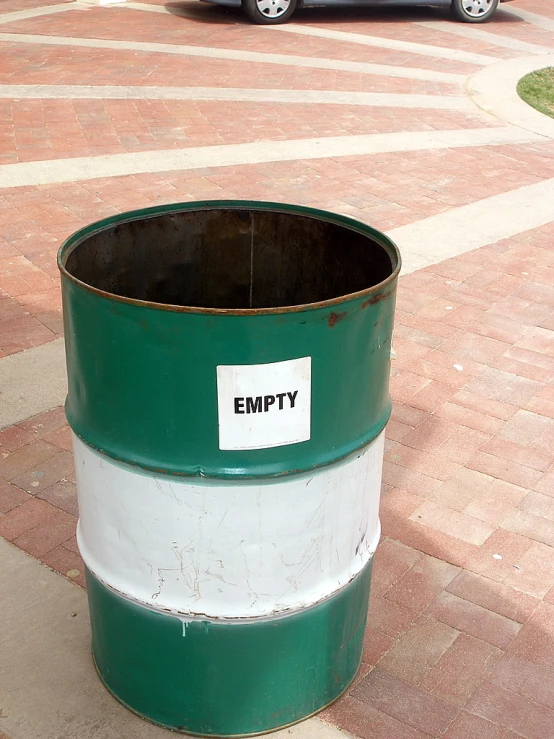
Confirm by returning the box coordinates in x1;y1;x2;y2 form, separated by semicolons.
200;0;513;26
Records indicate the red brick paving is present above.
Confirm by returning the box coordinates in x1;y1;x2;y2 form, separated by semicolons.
1;9;481;75
1;0;554;736
0;98;495;165
442;712;519;739
480;14;554;49
0;293;59;355
324;228;554;736
0;42;463;95
466;680;554;739
0;0;66;10
490;654;554;710
351;666;459;735
0;144;553;359
421;633;502;707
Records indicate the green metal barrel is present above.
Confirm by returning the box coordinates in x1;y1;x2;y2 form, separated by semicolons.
58;201;400;736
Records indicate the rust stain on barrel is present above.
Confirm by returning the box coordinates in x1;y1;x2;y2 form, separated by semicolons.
328;311;347;327
362;289;392;309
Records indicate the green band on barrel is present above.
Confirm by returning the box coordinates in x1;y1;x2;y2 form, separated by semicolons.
86;561;373;736
62;279;395;478
60;201;398;479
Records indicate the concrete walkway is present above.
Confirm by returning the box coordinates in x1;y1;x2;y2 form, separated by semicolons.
0;539;347;739
1;1;554;738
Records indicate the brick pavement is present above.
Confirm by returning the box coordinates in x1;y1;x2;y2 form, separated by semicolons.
1;98;492;165
0;10;487;73
1;0;554;737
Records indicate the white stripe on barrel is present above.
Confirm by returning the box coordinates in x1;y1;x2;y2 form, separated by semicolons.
74;432;383;620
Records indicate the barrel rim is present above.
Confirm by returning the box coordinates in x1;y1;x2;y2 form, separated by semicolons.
57;199;401;315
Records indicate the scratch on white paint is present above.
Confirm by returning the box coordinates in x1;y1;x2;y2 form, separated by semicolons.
152;569;165;600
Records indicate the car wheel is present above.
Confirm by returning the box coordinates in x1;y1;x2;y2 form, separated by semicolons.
451;0;499;22
242;0;297;24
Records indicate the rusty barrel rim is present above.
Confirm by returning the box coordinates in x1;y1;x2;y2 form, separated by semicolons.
57;199;401;315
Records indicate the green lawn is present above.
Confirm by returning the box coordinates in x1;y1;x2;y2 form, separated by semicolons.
517;67;554;119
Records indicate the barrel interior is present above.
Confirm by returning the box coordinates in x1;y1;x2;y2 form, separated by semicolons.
63;208;396;309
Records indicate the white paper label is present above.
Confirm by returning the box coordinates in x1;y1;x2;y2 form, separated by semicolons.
217;357;311;451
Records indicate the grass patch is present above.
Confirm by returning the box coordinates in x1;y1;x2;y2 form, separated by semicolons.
517;67;554;119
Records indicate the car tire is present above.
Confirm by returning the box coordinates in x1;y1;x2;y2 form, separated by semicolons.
242;0;297;24
451;0;499;22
